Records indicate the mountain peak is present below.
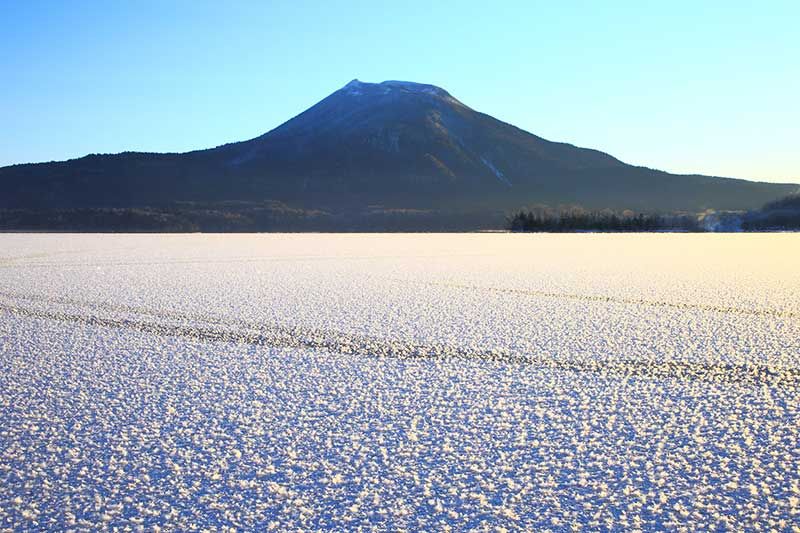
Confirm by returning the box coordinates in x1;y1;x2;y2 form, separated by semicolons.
1;79;795;219
340;79;452;99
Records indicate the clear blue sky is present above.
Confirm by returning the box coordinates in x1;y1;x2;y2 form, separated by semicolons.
1;0;798;183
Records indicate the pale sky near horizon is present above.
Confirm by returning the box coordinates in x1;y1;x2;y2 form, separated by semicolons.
1;0;798;184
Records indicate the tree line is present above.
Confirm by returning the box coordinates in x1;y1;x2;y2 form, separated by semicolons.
507;208;703;232
741;194;800;231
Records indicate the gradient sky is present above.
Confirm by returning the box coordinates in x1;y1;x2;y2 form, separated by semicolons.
1;0;798;183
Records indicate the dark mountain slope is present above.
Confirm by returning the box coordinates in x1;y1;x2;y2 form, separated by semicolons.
1;79;796;218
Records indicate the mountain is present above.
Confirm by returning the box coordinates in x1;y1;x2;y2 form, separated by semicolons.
1;79;797;230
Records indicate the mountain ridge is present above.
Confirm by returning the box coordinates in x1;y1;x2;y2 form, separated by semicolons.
1;79;797;226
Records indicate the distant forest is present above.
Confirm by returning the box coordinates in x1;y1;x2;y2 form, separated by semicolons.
507;208;702;232
0;202;506;233
508;194;800;233
1;195;798;233
741;194;800;230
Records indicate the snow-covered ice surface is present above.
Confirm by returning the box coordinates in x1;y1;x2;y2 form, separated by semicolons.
1;233;799;531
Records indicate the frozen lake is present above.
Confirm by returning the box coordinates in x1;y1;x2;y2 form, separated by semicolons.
1;233;798;530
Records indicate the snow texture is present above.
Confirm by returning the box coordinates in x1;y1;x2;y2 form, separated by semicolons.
0;233;799;531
